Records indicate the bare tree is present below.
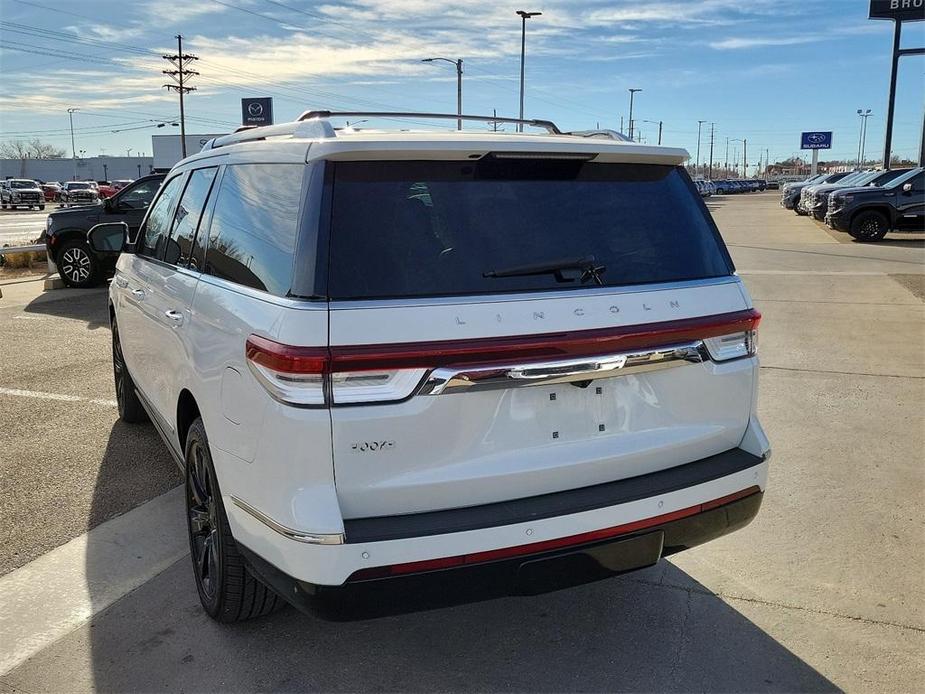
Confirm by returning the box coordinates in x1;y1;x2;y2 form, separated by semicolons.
27;138;65;159
0;139;66;159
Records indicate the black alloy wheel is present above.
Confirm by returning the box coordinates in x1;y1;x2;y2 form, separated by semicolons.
849;210;889;242
57;240;98;288
188;439;221;604
183;418;284;622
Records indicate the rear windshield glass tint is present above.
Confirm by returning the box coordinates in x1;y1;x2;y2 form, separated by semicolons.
327;160;733;300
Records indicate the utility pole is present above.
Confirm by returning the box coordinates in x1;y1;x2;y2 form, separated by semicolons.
695;120;706;178
516;10;541;132
627;88;642;140
743;139;748;178
724;137;729;175
163;35;198;158
620;115;624;133
707;123;715;180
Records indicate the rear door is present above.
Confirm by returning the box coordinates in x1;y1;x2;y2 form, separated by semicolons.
323;158;758;519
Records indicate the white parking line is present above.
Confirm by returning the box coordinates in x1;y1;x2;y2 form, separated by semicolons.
0;487;187;676
0;387;116;408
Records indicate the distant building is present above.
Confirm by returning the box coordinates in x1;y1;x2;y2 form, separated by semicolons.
0;156;154;182
151;134;226;171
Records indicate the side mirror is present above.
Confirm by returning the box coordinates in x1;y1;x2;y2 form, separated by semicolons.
902;183;913;193
87;222;130;253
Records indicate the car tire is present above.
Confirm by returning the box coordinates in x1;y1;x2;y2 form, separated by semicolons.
56;239;99;288
184;417;286;623
111;317;148;424
849;210;889;242
39;205;45;211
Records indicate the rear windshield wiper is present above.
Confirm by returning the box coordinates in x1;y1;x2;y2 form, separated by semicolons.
483;255;606;285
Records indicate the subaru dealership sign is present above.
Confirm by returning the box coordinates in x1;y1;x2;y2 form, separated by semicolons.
800;132;833;150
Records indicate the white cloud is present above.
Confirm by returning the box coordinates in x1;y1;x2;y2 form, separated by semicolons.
710;36;816;50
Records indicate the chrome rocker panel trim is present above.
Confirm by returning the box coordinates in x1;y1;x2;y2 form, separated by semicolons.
231;496;345;545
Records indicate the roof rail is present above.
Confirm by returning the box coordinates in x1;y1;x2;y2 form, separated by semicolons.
202;118;337;151
297;110;562;134
565;129;631;142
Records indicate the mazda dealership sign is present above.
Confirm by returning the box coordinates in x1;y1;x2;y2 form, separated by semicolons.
241;97;274;126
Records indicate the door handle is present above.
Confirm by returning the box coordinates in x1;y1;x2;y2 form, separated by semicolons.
131;288;146;300
164;309;184;326
114;276;128;288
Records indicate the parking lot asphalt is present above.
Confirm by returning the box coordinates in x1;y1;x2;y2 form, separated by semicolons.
0;192;922;692
0;208;53;246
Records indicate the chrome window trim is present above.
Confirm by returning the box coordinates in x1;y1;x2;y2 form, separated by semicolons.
329;276;742;311
231;496;345;545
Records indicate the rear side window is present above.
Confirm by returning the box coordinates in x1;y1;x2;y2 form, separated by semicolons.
139;175;184;258
203;164;303;296
118;179;162;211
165;167;217;268
327;160;733;300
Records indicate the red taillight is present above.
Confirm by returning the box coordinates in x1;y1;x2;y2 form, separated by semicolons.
246;309;761;406
348;486;762;581
245;334;328;374
329;309;761;372
245;335;329;406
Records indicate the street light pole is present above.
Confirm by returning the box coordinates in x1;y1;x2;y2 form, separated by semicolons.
423;57;464;130
695;120;706;178
67;107;78;181
516;10;542;133
731;139;744;178
637;119;663;145
859;111;872;166
627;88;642;140
708;122;715;180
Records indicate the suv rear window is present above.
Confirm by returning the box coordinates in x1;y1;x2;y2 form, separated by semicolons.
327;160;733;300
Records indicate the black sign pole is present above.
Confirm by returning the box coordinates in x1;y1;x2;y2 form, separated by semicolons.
882;20;902;169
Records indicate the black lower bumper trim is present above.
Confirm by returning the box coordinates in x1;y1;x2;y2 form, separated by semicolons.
344;447;763;543
240;490;763;620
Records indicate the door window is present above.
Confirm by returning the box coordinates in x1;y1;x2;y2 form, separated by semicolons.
164;168;217;268
203;164;303;296
138;175;184;259
117;179;162;210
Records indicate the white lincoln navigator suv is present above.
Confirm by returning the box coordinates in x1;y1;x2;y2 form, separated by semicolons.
93;111;770;622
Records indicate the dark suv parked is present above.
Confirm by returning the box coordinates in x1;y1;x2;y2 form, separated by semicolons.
827;168;925;241
45;174;165;287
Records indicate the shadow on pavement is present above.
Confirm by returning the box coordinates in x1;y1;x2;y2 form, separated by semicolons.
23;286;109;330
81;424;838;693
89;420;180;527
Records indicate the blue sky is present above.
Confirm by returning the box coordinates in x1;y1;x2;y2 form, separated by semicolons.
1;0;923;168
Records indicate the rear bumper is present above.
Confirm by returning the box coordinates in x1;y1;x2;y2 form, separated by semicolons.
241;489;764;616
227;445;769;588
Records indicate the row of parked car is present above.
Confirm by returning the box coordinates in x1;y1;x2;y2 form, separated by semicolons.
694;179;769;198
780;167;925;241
0;178;134;210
